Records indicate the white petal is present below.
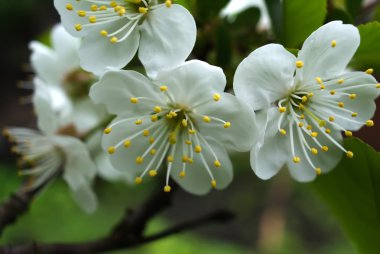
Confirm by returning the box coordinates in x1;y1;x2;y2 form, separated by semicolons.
95;153;134;183
234;44;296;110
71;99;108;134
296;21;360;82
139;4;196;78
70;184;98;214
90;70;165;116
171;136;233;195
154;60;226;105
196;93;257;152
79;19;140;75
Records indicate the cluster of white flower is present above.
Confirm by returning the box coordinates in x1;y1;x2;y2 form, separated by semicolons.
4;0;379;213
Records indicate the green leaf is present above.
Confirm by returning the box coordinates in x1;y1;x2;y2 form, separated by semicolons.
311;138;380;254
282;0;327;48
352;22;380;70
264;0;283;40
345;0;363;19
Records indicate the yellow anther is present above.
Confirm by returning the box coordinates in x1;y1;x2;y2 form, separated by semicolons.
330;90;335;95
301;96;308;103
279;107;287;113
195;145;202;153
298;122;304;128
153;106;161;113
311;148;318;155
130;97;139;104
124;140;131;148
213;93;221;101
331;40;337;48
110;1;117;7
110;36;118;44
296;60;304;68
188;158;194;164
89;16;97;23
100;5;107;10
315;77;322;84
211;180;217;188
160;86;168;91
376;84;380;88
189;129;196;134
91;4;98;11
182;156;189;162
351;112;358;117
166;114;172;119
118;8;126;16
164;185;171;192
114;5;122;11
338;79;344;84
185;139;192;145
139;7;148;13
135;119;143;125
329;116;335;122
135;177;143;184
346;151;354;158
223;122;231;128
307;125;312;130
319;120;326;127
78;10;86;17
104;127;112;134
143;130;150;137
100;30;108;37
280;129;287;135
75;24;82;31
108;146;116;154
345;131;353;137
169;136;177;144
308;92;314;98
322;146;329;152
298;103;304;110
214;160;221;167
300;114;305;119
66;3;74;10
149;170;157;177
151;115;158;122
311;132;318;138
165;0;172;7
203;116;211;123
325;128;331;134
149;137;155;144
136;156;144;164
179;171;186;178
315;168;322;175
320;84;325;90
293;156;301;163
365;68;374;74
167;155;174;162
349;94;357;99
169;111;177;117
366;120;374;127
338;102;344;108
126;0;142;3
181;119;188;127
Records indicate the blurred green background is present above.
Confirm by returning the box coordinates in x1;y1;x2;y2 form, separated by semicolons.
0;0;380;253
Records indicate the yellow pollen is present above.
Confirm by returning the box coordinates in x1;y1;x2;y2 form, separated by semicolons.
66;3;74;11
296;61;304;68
78;10;86;17
315;77;322;84
108;146;116;154
298;103;304;110
167;155;174;162
366;120;374;127
110;37;118;44
213;93;221;101
104;127;112;134
100;30;108;37
319;120;326;127
345;131;353;137
182;156;189;162
300;114;305;119
151;115;158;122
110;1;117;7
179;171;186;178
311;132;318;138
135;119;143;125
349;94;357;99
203;116;211;123
154;106;161;113
320;84;325;90
166;114;172;119
224;122;231;128
338;102;344;108
293;156;301;163
91;5;98;11
160;86;168;91
165;0;172;7
149;137;155;144
169;111;177;117
130;97;139;104
346;151;354;158
338;79;344;84
307;125;312;130
329;116;335;122
118;8;126;16
89;16;96;23
136;156;144;164
185;139;192;145
315;168;322;175
351;112;358;117
330;90;335;95
280;129;287;135
182;119;188;127
301;96;308;103
124;140;131;148
195;145;202;153
189;129;196;134
214;160;221;167
135;177;143;184
325;128;331;134
298;122;304;128
143;130;150;137
308;93;314;98
188;158;194;164
331;40;337;48
149;170;157;177
322;146;329;152
311;148;318;155
376;84;380;88
365;68;374;74
139;7;148;14
168;136;177;144
279;107;287;113
164;185;171;192
100;5;107;10
211;180;217;188
75;24;82;31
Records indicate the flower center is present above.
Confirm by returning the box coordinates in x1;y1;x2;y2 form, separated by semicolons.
63;69;94;99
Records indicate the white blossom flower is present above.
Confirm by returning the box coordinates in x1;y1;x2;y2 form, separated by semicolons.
29;24;107;135
54;0;196;76
4;82;98;213
90;60;256;195
234;21;379;181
